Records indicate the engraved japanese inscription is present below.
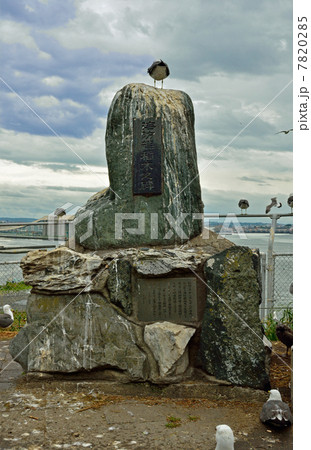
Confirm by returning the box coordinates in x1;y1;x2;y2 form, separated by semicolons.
133;118;162;195
137;277;198;322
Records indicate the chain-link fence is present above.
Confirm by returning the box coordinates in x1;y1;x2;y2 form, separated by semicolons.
0;261;30;305
272;253;293;321
0;261;23;286
273;253;293;304
0;262;30;319
260;253;293;321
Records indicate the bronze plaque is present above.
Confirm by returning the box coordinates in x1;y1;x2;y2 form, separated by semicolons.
133;118;162;195
137;277;197;322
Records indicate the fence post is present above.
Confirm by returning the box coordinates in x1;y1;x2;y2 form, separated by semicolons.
266;214;279;314
260;252;267;321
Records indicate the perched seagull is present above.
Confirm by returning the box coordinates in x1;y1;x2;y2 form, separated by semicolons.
275;129;293;135
287;193;293;212
289;281;293;295
147;60;170;88
260;389;292;427
215;425;235;449
265;197;282;214
54;207;66;217
276;323;293;356
238;199;249;215
0;304;14;329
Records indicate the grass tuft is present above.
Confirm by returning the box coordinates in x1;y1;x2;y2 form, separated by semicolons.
165;416;181;428
188;415;200;422
0;310;27;335
0;281;31;293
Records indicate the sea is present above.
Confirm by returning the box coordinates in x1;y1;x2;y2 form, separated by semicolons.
0;237;64;285
225;232;293;254
0;233;293;256
0;234;293;312
0;232;293;263
0;237;64;263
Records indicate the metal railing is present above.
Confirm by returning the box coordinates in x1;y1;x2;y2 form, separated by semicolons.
0;218;72;240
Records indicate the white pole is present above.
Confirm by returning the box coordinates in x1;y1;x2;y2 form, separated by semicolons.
266;214;279;314
260;252;267;320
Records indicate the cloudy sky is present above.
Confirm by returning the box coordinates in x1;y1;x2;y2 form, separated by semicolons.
0;0;293;219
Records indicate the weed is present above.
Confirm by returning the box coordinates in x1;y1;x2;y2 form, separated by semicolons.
262;307;293;341
263;312;278;341
165;416;181;428
188;415;200;422
0;281;31;293
281;307;293;328
0;310;27;333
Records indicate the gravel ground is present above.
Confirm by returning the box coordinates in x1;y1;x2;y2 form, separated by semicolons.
0;340;293;450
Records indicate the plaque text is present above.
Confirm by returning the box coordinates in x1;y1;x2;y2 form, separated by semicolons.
133;118;162;195
137;277;197;322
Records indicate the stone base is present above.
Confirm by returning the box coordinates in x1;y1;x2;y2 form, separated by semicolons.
10;232;270;390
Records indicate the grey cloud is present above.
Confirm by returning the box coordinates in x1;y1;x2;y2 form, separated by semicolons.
31;163;108;174
40;186;97;193
239;176;292;183
0;0;76;27
144;0;292;78
32;163;90;173
0;35;149;137
238;176;272;186
1;148;107;168
0;0;292;219
0;183;93;218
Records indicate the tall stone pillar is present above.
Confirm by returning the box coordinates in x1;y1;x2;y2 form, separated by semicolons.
74;83;204;249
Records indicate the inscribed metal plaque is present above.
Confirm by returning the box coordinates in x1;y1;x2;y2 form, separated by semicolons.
133;118;162;195
137;277;197;322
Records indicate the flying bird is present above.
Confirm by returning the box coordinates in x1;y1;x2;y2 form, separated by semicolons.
260;389;292;427
238;199;249;215
265;197;282;214
147;60;170;88
215;424;235;449
287;193;293;212
275;129;293;135
276;323;293;356
0;304;14;329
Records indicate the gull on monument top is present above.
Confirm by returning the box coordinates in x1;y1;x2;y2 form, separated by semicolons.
147;59;170;88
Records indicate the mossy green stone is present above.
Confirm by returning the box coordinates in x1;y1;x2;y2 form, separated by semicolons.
74;83;203;249
199;246;270;390
10;293;147;378
107;258;132;315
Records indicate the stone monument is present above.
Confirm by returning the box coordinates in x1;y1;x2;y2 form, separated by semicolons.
73;83;204;249
10;84;270;391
